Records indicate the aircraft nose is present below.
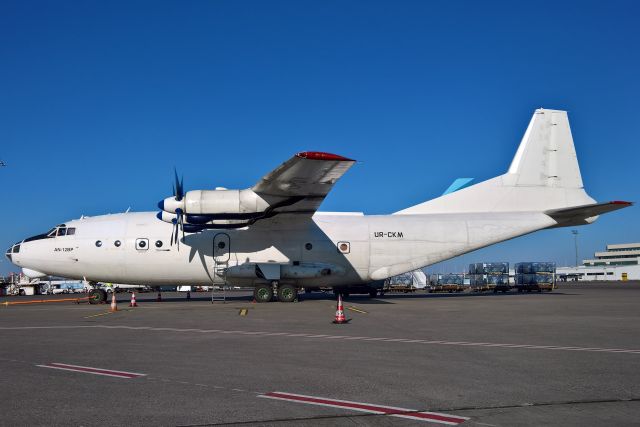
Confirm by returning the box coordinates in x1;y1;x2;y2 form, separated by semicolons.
5;242;20;263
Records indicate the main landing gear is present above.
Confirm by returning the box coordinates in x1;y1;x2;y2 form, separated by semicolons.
253;281;298;303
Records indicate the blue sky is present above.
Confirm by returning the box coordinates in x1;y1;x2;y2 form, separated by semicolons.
1;1;638;275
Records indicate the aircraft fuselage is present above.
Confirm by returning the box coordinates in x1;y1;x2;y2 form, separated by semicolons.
8;210;555;287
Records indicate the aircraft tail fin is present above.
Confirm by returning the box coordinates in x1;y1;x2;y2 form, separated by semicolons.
396;109;622;217
505;109;583;189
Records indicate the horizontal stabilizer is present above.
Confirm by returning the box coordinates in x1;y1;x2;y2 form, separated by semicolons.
545;201;632;226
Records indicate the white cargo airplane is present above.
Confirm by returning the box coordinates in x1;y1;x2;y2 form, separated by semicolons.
5;109;631;303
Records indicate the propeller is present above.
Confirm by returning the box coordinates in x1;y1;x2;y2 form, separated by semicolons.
173;169;184;201
170;169;186;249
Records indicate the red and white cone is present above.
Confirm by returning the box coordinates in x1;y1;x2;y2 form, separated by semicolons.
333;294;349;324
110;292;118;312
129;292;138;307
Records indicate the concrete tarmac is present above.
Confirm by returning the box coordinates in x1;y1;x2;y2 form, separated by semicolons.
1;282;639;426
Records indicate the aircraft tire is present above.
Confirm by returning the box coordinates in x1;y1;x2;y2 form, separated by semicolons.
369;289;378;298
277;284;297;303
254;284;272;303
89;289;107;304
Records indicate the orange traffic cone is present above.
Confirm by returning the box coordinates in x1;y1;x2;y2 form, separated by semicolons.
110;292;118;312
129;292;138;307
333;294;349;324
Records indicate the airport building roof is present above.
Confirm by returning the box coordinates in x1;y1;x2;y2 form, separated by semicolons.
583;242;640;267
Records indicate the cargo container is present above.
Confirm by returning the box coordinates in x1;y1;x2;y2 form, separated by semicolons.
384;270;428;293
469;263;510;292
514;262;556;292
432;274;465;293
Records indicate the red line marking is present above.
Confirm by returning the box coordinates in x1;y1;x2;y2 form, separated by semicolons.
260;392;468;425
38;363;145;379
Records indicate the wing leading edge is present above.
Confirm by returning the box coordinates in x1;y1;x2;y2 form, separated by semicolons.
252;151;356;216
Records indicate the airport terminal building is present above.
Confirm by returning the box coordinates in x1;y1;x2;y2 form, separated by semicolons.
557;243;640;281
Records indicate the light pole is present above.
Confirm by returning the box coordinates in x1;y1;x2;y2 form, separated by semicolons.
571;230;579;267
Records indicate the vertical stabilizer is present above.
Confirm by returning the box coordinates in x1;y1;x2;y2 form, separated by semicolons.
396;108;595;215
505;109;583;188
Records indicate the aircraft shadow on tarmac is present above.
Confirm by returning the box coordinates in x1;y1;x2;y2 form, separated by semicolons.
113;289;575;305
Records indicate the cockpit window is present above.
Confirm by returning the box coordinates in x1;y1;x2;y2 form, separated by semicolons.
12;244;20;253
26;224;73;243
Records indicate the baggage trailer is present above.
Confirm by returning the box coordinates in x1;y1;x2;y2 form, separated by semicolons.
384;270;428;293
514;262;556;292
469;262;509;292
431;274;465;293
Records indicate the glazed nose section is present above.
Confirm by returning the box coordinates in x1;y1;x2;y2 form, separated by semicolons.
5;242;21;263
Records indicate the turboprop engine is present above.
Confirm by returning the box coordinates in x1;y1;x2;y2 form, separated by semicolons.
156;171;293;244
159;188;270;221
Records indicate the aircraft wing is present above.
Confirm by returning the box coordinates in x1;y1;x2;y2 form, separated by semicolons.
252;151;356;215
545;201;632;226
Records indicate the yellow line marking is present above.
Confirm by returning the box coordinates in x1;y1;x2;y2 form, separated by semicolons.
346;306;368;314
239;308;248;316
84;312;112;319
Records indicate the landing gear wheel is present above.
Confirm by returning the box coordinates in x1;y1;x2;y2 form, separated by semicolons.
277;284;297;303
369;289;378;298
89;289;107;304
254;284;273;303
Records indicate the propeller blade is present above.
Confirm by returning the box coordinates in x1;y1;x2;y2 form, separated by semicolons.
174;169;184;201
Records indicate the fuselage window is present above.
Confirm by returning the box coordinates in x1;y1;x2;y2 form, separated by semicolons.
155;240;163;248
136;238;149;250
95;240;102;247
114;240;121;247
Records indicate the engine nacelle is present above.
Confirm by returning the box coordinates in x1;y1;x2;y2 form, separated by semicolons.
160;189;270;216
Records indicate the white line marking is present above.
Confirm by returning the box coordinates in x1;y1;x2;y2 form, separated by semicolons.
258;391;468;425
36;363;145;379
4;325;639;355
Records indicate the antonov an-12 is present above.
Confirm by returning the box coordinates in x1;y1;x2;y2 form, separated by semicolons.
5;109;631;303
